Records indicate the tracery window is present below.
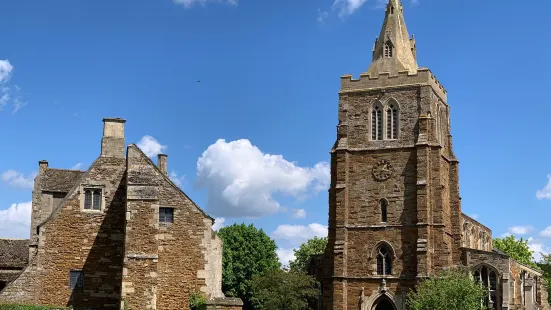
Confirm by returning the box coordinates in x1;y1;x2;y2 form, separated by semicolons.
380;199;388;223
386;102;399;140
473;266;499;310
384;42;393;58
376;244;392;276
372;103;383;141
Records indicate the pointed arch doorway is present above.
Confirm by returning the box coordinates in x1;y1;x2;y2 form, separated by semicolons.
372;296;396;310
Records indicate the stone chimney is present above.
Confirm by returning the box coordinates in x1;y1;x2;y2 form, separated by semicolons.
101;118;126;158
39;160;48;173
158;154;168;175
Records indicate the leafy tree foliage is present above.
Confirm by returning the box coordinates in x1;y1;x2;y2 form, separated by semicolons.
406;267;488;310
250;269;320;310
493;235;538;268
537;253;551;304
217;223;281;309
289;236;327;272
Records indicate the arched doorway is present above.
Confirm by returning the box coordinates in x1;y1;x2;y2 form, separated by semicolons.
372;296;396;310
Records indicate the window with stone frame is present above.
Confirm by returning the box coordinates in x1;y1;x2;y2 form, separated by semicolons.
376;244;392;276
69;270;84;290
384;41;393;58
380;199;388;223
463;223;469;247
372;103;383;141
84;188;102;210
159;207;174;223
473;266;499;310
386;102;399;140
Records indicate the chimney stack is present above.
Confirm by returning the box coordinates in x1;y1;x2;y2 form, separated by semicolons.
101;118;126;158
158;154;168;175
39;160;48;173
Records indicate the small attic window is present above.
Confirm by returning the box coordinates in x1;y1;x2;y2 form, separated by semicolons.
384;42;393;58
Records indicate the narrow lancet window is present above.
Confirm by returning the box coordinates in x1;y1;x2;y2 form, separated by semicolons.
380;199;388;223
386;103;399;139
376;244;392;276
384;42;393;58
372;104;383;141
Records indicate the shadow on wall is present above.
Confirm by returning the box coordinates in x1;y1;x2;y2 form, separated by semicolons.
67;175;127;310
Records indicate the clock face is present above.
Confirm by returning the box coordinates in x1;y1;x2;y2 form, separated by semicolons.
372;160;394;181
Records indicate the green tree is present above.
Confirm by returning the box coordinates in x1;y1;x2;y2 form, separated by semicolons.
493;235;538;268
406;267;488;310
289;236;327;273
537;253;551;304
250;269;320;310
217;223;281;309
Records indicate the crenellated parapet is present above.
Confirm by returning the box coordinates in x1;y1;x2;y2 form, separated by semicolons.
340;68;447;101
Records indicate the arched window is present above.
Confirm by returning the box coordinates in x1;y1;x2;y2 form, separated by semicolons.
386;102;399;140
380;199;388;223
92;190;101;210
376;244;392;276
384;42;393;58
372;103;383;141
473;266;499;310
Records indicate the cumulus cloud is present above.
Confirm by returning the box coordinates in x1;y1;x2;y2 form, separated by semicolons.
272;223;328;246
536;175;551;200
332;0;368;18
276;248;296;267
291;208;307;219
508;226;534;235
196;139;330;218
1;170;36;190
0;60;26;113
540;226;551;238
212;217;226;231
137;136;167;158
527;237;550;262
173;0;237;8
0;202;32;239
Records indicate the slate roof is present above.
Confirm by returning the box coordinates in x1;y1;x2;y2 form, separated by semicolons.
0;239;29;268
41;168;85;192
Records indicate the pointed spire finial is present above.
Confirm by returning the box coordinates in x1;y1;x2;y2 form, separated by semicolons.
366;0;418;76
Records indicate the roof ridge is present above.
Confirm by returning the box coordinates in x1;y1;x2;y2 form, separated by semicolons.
46;168;85;173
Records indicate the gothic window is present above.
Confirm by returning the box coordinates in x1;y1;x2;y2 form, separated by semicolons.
384;42;393;58
473;266;499;310
386;102;399;140
380;199;388;223
376;244;392;276
372;103;383;141
84;188;102;210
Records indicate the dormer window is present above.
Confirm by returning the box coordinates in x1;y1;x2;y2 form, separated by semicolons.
384;42;393;58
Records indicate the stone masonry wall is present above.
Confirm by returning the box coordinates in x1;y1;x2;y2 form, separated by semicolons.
0;157;127;309
122;145;222;310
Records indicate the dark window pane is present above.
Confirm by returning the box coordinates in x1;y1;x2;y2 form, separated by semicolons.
92;191;101;210
385;254;392;275
84;191;92;209
159;208;174;223
377;254;384;275
69;270;83;290
381;200;388;223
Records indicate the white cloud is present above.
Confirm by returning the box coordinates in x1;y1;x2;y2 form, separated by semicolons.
332;0;368;18
536;175;551;200
291;208;307;219
71;163;84;170
212;217;226;231
469;214;479;220
0;202;32;239
137;135;167;158
195;139;330;218
12;96;26;114
1;170;36;190
527;237;549;262
276;248;296;267
0;60;13;83
317;9;329;24
271;223;328;246
169;170;186;188
540;226;551;238
500;232;512;238
508;226;534;235
173;0;237;8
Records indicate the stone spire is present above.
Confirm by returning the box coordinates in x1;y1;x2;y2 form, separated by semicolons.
366;0;418;76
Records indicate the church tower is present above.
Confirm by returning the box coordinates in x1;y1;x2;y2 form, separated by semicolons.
323;1;463;309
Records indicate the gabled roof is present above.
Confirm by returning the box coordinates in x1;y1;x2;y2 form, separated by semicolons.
41;168;85;192
0;239;29;268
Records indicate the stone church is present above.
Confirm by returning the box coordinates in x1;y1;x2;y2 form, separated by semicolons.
0;118;242;310
318;0;550;309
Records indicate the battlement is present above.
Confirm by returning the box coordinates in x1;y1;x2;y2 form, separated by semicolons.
340;68;447;101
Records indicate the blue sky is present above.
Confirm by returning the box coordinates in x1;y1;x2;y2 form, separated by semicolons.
1;0;550;265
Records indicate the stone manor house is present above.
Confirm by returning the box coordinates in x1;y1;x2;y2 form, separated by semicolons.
311;0;551;310
0;118;242;309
